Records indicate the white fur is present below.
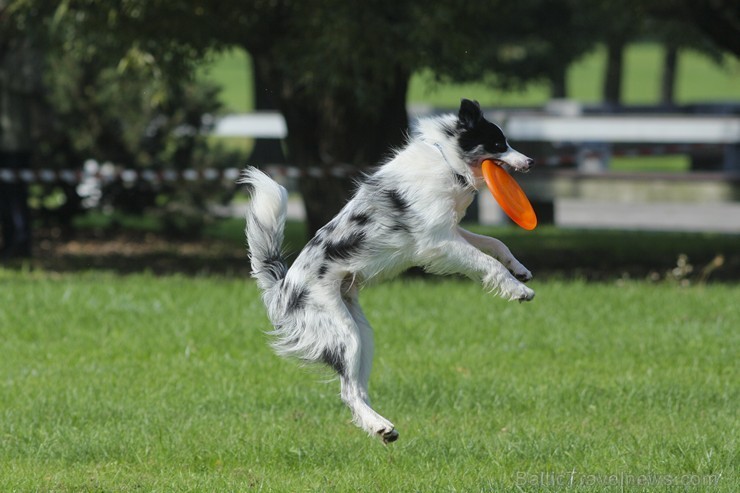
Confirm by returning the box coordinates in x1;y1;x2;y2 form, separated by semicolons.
240;108;534;443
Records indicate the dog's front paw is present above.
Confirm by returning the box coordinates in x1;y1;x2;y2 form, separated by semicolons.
483;272;535;302
518;288;535;302
509;283;535;302
512;266;532;283
505;259;532;283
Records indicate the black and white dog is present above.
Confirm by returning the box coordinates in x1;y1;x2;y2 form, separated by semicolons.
240;99;534;443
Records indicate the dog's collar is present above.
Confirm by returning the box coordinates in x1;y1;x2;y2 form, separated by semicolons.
427;142;472;190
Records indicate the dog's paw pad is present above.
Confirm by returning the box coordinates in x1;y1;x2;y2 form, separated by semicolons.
508;265;532;283
378;428;399;444
515;271;532;283
517;289;535;302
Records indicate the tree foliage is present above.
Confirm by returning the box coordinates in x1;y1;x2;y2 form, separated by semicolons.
3;1;245;235
7;0;230;169
6;0;739;235
195;0;608;232
648;0;740;56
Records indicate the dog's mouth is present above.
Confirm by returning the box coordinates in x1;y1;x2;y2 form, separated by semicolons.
489;158;532;174
486;159;515;173
473;157;532;184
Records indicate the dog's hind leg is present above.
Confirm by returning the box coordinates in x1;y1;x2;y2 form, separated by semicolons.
319;285;398;443
338;343;398;444
344;297;400;437
342;291;374;404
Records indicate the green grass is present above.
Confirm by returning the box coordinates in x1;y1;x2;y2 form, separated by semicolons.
610;155;691;173
199;44;740;112
412;44;740;108
1;269;737;491
198;49;253;113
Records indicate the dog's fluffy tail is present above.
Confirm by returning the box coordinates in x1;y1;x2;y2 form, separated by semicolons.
238;167;289;292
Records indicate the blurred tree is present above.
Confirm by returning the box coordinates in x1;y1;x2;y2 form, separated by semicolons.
650;0;740;57
604;0;739;106
645;0;737;106
249;64;285;166
0;0;36;257
216;1;603;232
410;1;601;100
6;1;240;235
8;0;739;237
15;0;597;235
580;1;646;106
228;1;414;234
10;0;217;168
213;0;600;234
649;20;724;106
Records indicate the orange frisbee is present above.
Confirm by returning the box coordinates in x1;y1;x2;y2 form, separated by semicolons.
481;159;537;230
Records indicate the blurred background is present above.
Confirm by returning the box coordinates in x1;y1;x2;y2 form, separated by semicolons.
1;0;739;280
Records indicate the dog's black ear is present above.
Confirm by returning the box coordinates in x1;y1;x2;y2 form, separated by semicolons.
458;98;482;129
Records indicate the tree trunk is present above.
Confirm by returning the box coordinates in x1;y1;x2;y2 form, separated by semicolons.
660;44;678;106
253;54;410;237
248;56;285;165
0;36;37;258
550;66;567;99
603;39;625;106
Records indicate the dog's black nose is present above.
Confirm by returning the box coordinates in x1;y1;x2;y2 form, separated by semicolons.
525;158;535;170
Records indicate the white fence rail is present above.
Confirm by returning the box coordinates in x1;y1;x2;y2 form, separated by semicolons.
212;111;740;143
213;111;740;171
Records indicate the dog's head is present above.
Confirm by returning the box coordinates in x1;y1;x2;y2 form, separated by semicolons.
456;99;533;173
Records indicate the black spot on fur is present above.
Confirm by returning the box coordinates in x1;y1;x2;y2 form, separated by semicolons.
324;230;366;262
391;221;411;233
384;189;410;214
306;234;323;249
241;181;255;195
317;263;328;278
454;172;469;188
249;218;288;283
322;345;346;376
321;221;337;235
257;251;287;283
442;121;458;137
349;212;371;226
306;221;337;250
285;286;309;312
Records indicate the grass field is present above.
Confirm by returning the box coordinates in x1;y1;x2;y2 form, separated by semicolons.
199;44;740;113
1;266;737;491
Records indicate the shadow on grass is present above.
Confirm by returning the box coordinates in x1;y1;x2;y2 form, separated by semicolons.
8;228;250;276
4;216;739;282
472;224;740;282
